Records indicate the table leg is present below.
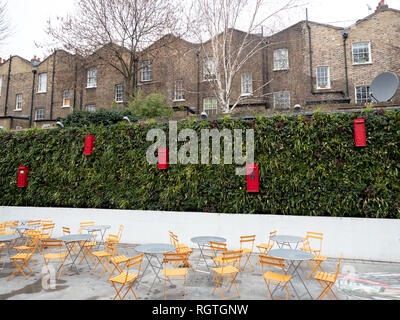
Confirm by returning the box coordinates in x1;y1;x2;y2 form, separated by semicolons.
194;244;211;273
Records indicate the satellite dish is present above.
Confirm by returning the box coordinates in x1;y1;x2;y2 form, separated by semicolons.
369;72;399;102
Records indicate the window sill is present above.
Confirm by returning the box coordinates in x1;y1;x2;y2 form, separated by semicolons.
37;91;47;94
61;105;71;108
14;109;22;112
316;87;332;90
241;93;253;97
273;68;289;72
353;62;372;66
86;86;97;89
173;99;186;103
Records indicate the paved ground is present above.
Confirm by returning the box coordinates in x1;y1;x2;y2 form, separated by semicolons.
0;242;400;301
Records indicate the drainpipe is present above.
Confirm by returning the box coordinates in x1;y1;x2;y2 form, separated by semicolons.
4;55;12;116
50;50;57;120
306;9;315;95
342;31;350;98
29;64;38;127
196;49;201;114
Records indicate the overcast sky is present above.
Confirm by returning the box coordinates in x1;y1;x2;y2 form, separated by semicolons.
1;0;399;60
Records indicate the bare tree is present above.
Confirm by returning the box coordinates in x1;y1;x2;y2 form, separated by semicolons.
0;0;10;45
45;0;185;102
189;0;301;114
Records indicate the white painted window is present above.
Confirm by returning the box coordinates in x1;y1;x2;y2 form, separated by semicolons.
38;73;47;93
87;68;97;88
273;49;289;71
35;109;45;121
15;94;23;111
174;80;185;101
316;67;331;89
203;97;218;115
63;90;71;107
241;74;253;95
115;84;124;102
203;57;217;81
355;86;372;103
273;92;291;109
352;42;372;64
86;105;96;112
141;61;153;82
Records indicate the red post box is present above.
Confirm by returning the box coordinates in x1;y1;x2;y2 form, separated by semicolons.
84;135;95;156
247;164;259;193
17;166;29;188
158;148;169;170
354;119;367;147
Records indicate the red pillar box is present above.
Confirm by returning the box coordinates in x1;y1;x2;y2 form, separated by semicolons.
17;166;29;188
158;148;169;170
84;135;95;156
247;164;259;193
354;119;367;147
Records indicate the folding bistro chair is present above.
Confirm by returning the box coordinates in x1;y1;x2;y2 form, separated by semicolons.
106;234;130;280
62;227;79;255
301;232;324;256
78;222;97;265
314;253;343;300
8;237;39;281
169;231;194;270
163;253;189;300
13;230;41;264
209;241;229;282
240;235;256;272
301;238;328;279
91;239;118;278
108;254;144;300
42;239;68;280
259;254;293;300
38;223;56;253
211;250;243;300
257;231;277;257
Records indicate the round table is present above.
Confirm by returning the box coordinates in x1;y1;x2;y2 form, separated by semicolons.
81;225;111;248
135;243;176;292
56;234;95;274
191;236;227;272
271;235;304;249
269;249;314;300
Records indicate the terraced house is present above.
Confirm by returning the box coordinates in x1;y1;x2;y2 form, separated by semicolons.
0;3;399;130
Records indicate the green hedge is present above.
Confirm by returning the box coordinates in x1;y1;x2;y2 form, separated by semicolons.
1;110;400;219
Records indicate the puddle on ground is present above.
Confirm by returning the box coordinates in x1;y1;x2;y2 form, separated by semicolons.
0;278;69;299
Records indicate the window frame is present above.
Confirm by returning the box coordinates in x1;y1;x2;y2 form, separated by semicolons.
35;108;45;121
273;91;291;110
15;94;23;111
273;49;289;71
86;104;97;112
203;57;217;81
352;42;372;65
241;74;253;96
316;66;331;90
174;79;185;102
62;90;71;107
203;97;218;115
38;73;48;93
87;68;98;88
355;85;372;104
115;84;124;103
141;60;153;82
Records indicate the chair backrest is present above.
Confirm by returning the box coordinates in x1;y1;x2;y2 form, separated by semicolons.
259;254;286;274
123;254;144;283
26;237;40;255
62;227;71;236
333;253;343;281
4;221;19;229
117;225;124;241
209;241;228;259
105;239;118;255
220;250;243;271
163;252;188;268
41;239;64;249
41;220;54;226
240;235;256;251
107;234;119;244
41;223;55;236
169;231;179;247
28;220;42;227
305;231;324;253
79;221;95;234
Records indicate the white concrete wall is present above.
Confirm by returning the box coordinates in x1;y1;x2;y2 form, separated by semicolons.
1;206;400;263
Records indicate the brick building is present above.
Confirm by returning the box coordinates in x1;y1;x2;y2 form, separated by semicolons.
0;3;399;130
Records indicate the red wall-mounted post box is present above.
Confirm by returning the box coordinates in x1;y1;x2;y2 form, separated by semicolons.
17;166;29;188
159;148;169;170
354;119;367;147
247;164;259;193
84;135;95;156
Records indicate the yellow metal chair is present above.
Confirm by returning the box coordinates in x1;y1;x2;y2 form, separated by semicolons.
240;235;256;272
314;253;343;300
13;230;41;264
117;225;124;242
27;220;42;229
42;239;68;280
259;254;293;300
163;253;189;300
256;231;277;265
91;239;118;278
108;254;144;300
106;234;130;280
301;238;328;279
8;237;40;281
301;232;324;256
169;231;194;270
78;222;97;265
211;250;243;300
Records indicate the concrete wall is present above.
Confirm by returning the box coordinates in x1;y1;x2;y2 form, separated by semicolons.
1;206;399;263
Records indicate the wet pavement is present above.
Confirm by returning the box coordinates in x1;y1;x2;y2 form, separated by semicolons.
0;243;399;301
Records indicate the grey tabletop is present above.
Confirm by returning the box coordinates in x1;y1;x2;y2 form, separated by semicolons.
135;243;176;254
191;236;227;245
271;235;304;243
11;225;38;230
0;234;19;242
56;234;95;242
269;249;314;261
81;225;111;231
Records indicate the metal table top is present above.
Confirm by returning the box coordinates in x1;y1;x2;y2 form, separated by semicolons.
0;234;19;242
191;236;227;245
271;235;304;243
135;243;176;254
81;225;111;231
11;225;39;230
56;234;95;242
269;249;314;261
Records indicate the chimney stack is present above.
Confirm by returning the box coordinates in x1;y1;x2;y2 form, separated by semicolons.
31;55;41;65
376;0;388;12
